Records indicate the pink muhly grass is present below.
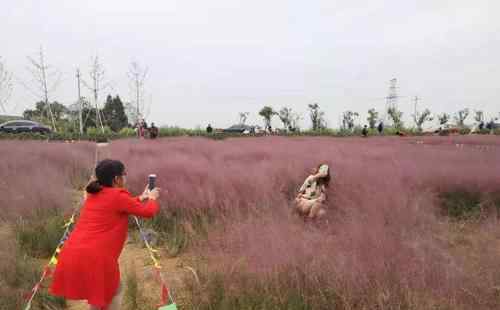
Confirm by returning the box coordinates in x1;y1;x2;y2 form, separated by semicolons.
106;136;500;308
0;141;95;220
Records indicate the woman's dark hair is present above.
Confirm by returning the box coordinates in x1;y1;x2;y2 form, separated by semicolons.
316;164;331;187
86;159;126;194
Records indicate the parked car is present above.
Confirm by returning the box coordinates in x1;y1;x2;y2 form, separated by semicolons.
0;120;51;134
486;122;500;130
223;124;255;134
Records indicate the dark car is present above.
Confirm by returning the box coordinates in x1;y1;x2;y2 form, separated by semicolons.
486;122;500;130
223;124;255;134
0;120;51;134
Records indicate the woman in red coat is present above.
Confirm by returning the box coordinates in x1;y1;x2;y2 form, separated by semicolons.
50;159;161;310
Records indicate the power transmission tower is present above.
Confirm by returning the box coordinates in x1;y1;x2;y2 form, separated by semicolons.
385;78;399;112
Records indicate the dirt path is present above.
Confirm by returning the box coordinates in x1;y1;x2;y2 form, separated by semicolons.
66;240;191;309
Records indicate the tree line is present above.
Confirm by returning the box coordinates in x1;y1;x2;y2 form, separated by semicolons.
253;104;498;133
0;47;148;134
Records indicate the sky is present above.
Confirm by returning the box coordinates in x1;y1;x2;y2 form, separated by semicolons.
1;0;499;129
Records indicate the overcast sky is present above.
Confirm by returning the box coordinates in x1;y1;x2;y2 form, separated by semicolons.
1;0;499;128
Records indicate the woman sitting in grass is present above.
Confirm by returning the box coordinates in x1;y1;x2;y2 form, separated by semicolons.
295;164;331;220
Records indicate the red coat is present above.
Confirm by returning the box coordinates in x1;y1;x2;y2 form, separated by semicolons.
50;187;159;307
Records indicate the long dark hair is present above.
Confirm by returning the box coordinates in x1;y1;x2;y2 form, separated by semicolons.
86;159;125;194
316;164;331;187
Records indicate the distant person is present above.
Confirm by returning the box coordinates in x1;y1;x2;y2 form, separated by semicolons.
206;124;213;134
50;159;161;310
478;121;485;131
149;123;159;139
295;164;331;220
362;125;368;137
138;118;147;138
377;122;384;135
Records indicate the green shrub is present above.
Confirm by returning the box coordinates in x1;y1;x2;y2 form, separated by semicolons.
440;189;482;220
120;127;137;137
0;237;66;310
123;266;155;310
15;208;66;258
146;207;216;256
459;127;471;135
187;268;339;310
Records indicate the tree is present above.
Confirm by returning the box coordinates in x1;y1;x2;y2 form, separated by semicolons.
278;107;293;130
259;106;276;129
454;108;469;127
290;113;302;131
413;108;433;132
342;111;359;130
82;55;112;133
437;113;450;126
101;95;128;132
128;61;148;125
387;106;403;130
367;108;378;129
308;103;326;131
23;101;69;122
22;47;61;131
239;112;249;125
474;110;484;123
0;57;13;113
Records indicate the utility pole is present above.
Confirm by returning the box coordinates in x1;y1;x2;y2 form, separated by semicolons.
76;69;83;135
128;61;148;125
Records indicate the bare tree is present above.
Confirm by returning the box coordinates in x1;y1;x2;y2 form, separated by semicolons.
22;47;61;131
367;108;379;129
291;112;302;131
278;107;293;130
387;106;403;130
437;113;450;127
454;108;469;127
239;112;249;125
259;106;276;130
473;110;484;123
0;57;13;113
308;103;326;131
82;55;112;133
128;61;148;125
341;111;359;130
413;108;433;132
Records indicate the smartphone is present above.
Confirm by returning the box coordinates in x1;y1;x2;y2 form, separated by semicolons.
148;174;157;191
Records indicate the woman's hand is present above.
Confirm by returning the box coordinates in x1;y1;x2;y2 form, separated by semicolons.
148;187;161;201
139;185;150;202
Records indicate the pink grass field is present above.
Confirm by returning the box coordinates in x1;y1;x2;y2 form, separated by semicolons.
1;135;500;308
105;135;500;308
